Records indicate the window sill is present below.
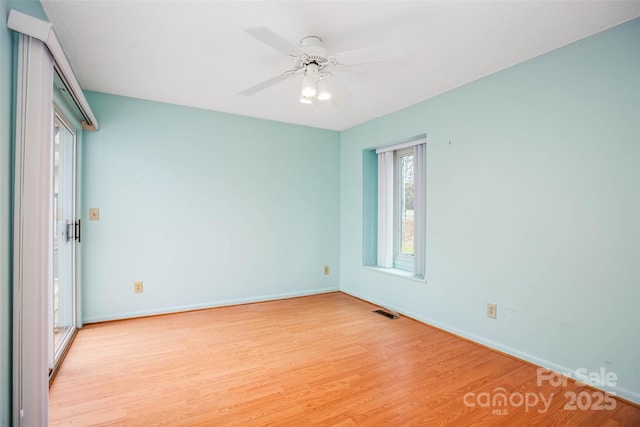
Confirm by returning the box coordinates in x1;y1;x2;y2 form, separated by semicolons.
363;266;426;283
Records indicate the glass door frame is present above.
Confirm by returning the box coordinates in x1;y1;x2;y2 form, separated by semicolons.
50;103;78;381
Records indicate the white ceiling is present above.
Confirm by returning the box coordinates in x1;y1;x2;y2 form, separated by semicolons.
41;1;640;131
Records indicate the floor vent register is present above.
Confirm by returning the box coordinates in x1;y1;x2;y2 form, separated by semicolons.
373;309;399;319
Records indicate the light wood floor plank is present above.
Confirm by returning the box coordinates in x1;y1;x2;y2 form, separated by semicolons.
49;292;640;426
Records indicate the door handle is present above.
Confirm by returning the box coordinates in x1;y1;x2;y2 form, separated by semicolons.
74;219;81;243
65;221;73;242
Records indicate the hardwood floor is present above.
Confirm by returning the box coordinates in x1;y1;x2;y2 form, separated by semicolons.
49;292;640;426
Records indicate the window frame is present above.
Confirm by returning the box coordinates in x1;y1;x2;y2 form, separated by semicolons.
393;147;415;272
363;135;426;280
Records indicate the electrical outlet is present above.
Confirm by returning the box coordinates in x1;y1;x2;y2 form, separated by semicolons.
89;208;100;221
323;265;330;275
487;303;497;319
134;281;143;294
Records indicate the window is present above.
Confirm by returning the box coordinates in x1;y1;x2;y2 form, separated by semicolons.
394;147;415;271
363;136;426;278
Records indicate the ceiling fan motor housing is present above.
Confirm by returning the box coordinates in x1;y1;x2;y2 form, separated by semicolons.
300;36;329;67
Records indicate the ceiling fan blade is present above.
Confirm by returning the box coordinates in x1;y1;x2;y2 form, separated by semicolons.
245;27;301;57
332;44;407;66
323;73;354;105
239;70;297;96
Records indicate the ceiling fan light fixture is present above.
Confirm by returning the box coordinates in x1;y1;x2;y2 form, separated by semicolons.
301;74;317;98
317;79;331;101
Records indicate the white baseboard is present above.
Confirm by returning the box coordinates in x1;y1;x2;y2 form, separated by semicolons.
340;288;640;405
82;286;340;324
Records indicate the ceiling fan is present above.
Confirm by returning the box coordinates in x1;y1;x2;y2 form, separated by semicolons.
239;27;407;105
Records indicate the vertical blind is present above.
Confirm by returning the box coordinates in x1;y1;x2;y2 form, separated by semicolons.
13;33;54;426
377;151;394;268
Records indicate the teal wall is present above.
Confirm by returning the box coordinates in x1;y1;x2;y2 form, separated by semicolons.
81;92;340;322
340;19;640;403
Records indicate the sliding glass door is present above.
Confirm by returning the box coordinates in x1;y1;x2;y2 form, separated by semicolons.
51;106;78;375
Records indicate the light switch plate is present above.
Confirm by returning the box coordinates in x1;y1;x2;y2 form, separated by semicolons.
89;208;99;221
